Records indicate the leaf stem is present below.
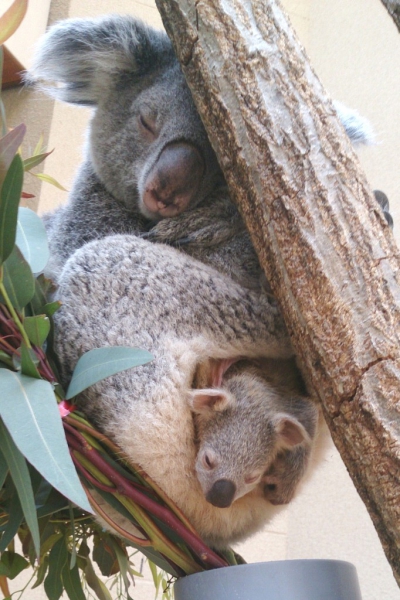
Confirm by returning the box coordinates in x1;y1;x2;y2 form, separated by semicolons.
0;277;31;348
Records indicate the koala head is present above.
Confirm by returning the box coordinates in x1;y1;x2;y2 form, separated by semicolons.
188;363;316;509
27;15;223;220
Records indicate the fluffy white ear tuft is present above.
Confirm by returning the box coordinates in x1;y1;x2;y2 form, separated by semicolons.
188;388;234;415
273;414;311;448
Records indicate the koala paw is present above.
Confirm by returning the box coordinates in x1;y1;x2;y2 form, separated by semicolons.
374;190;393;228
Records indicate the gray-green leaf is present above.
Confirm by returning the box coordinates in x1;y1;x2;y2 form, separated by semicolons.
0;370;92;513
1;245;35;310
66;346;153;400
24;315;50;347
0;420;40;556
0;153;24;265
44;537;68;600
16;207;49;273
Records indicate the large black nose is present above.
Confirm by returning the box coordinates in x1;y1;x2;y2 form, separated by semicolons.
206;479;236;508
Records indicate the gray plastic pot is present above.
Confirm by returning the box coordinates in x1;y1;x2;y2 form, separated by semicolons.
174;559;362;600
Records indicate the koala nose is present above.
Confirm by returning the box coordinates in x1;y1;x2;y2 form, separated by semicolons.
143;142;204;218
206;479;236;508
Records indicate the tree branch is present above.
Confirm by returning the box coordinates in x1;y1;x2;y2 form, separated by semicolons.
155;0;400;585
381;0;400;33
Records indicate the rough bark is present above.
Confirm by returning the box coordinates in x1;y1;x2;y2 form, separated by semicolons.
381;0;400;33
155;0;400;586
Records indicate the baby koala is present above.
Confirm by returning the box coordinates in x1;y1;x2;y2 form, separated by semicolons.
190;357;319;509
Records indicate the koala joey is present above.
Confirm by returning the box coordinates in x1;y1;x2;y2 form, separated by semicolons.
190;357;319;509
53;234;325;548
27;14;378;283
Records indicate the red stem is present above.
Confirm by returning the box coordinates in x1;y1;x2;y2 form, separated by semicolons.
64;424;228;569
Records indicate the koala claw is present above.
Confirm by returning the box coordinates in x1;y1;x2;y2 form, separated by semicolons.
374;190;393;228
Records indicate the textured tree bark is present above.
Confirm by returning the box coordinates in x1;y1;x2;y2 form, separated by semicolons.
155;0;400;586
381;0;400;33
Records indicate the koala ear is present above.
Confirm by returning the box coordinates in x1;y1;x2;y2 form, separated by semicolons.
25;15;175;106
333;101;375;146
208;358;240;387
273;414;311;449
188;388;235;416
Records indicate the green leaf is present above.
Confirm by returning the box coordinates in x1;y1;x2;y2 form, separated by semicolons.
0;445;8;488
66;347;153;400
83;554;113;600
93;536;118;577
62;560;86;600
0;124;25;191
32;554;49;589
23;315;50;347
44;301;61;317
44;537;68;600
0;420;40;556
0;0;28;45
0;552;29;579
0;154;24;265
19;342;41;378
108;538;135;599
0;370;92;513
34;173;67;191
23;149;53;172
29;275;53;315
1;245;35;310
16;207;49;273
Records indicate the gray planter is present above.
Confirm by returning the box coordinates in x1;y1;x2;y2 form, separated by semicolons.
174;559;362;600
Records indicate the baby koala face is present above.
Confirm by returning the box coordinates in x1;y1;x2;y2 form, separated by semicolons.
188;359;317;509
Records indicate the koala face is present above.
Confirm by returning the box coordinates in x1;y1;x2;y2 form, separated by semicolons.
27;15;223;221
90;64;223;220
188;368;313;509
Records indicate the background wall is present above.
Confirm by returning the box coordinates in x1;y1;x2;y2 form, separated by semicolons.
3;0;399;598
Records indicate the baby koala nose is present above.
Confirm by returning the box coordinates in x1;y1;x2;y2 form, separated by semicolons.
206;479;236;508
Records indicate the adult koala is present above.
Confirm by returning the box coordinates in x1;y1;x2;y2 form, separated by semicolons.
27;14;376;283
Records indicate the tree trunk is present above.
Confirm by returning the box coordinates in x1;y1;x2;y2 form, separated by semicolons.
381;0;400;33
155;0;400;586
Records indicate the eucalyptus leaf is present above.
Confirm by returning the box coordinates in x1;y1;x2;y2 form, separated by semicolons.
0;552;29;579
0;420;40;556
34;173;67;191
66;347;153;400
0;154;24;265
1;245;35;310
19;342;41;379
93;536;118;577
62;560;86;600
84;554;113;600
0;0;28;46
44;301;61;317
16;207;49;273
24;315;50;347
0;370;92;513
0;485;23;551
23;149;53;172
0;124;25;190
44;537;68;600
0;446;8;488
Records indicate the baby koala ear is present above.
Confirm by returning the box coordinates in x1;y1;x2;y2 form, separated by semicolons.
273;413;311;449
188;388;235;416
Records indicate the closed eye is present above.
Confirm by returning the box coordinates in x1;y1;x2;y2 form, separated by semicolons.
245;473;261;485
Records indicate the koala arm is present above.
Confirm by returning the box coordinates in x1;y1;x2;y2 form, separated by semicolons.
56;234;293;366
43;162;150;282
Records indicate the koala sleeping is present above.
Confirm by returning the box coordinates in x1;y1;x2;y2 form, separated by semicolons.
27;14;377;285
54;234;320;548
28;15;389;546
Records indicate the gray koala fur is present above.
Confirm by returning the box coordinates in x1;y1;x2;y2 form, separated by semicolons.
27;14;375;284
29;15;381;542
53;233;327;547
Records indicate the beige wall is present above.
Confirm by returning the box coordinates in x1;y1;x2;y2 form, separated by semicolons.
6;0;400;598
